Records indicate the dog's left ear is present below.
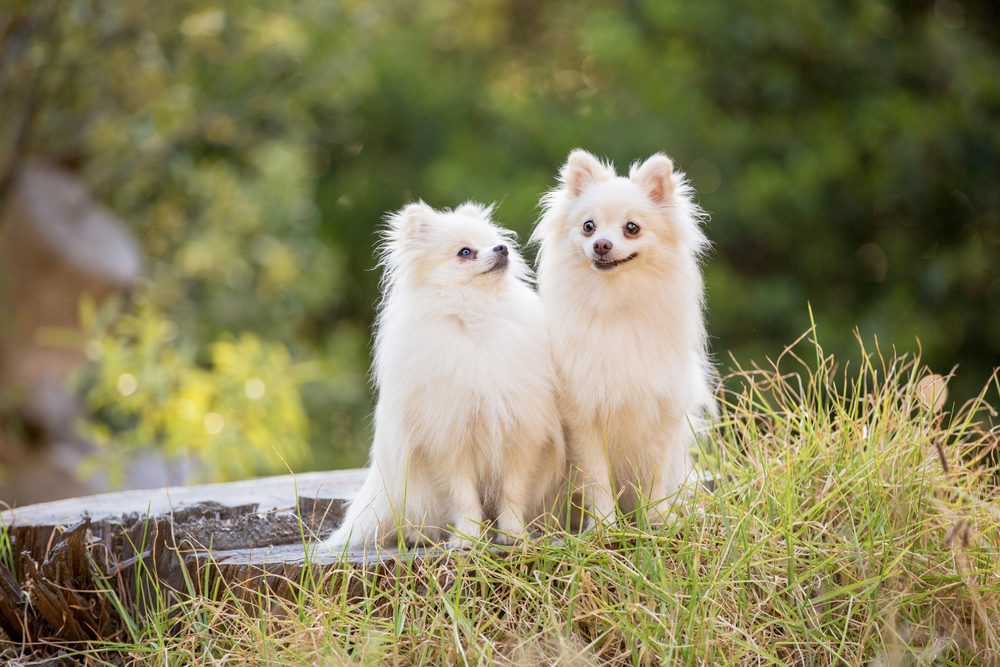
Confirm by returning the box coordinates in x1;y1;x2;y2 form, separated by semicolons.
562;149;613;197
630;154;676;205
388;201;435;241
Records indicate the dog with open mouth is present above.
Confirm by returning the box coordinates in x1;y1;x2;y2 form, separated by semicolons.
325;201;565;550
531;149;715;525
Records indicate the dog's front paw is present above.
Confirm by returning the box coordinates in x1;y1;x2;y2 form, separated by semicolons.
645;498;686;527
447;517;483;549
493;525;528;545
494;510;528;545
648;507;682;527
579;498;619;532
445;535;477;550
580;511;621;533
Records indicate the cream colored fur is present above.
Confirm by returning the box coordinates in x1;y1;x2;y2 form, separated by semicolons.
325;202;565;550
532;150;714;524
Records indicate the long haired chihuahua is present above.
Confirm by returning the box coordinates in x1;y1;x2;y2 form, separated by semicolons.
532;150;714;525
326;202;565;549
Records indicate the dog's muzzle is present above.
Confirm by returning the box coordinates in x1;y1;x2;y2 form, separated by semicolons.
484;254;509;274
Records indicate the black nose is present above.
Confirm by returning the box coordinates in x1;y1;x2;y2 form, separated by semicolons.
493;244;508;255
593;239;613;256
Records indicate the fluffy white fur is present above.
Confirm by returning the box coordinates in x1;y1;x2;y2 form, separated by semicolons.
531;150;714;524
326;201;565;550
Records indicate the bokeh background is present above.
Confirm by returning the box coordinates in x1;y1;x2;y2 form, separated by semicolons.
1;0;997;502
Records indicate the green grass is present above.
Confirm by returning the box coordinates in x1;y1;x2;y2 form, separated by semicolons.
13;334;1000;665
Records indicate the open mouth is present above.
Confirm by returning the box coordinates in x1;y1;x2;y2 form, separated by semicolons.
593;252;638;271
482;255;509;274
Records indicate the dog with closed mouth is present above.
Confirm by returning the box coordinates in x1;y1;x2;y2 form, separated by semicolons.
325;201;565;550
532;149;714;525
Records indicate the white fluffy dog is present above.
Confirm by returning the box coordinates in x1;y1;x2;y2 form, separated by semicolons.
325;202;565;550
532;149;714;524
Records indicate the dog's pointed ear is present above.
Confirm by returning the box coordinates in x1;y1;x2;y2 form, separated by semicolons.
561;149;613;197
630;153;676;205
388;201;434;240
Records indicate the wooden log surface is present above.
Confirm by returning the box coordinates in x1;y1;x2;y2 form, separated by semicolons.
0;468;393;645
3;468;366;527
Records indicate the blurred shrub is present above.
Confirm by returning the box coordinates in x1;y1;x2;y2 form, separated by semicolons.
80;299;312;483
1;0;997;480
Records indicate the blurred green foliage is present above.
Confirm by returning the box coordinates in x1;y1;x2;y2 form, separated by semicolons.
1;0;997;480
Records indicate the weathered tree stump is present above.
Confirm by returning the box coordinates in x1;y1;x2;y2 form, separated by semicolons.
0;468;402;645
0;467;714;652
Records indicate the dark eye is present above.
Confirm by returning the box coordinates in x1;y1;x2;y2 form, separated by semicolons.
457;247;473;258
582;220;596;235
624;222;641;237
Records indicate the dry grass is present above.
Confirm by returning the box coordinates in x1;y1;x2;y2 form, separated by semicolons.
11;331;1000;665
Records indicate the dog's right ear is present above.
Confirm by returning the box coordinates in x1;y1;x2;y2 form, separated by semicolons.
388;201;434;241
561;149;613;197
